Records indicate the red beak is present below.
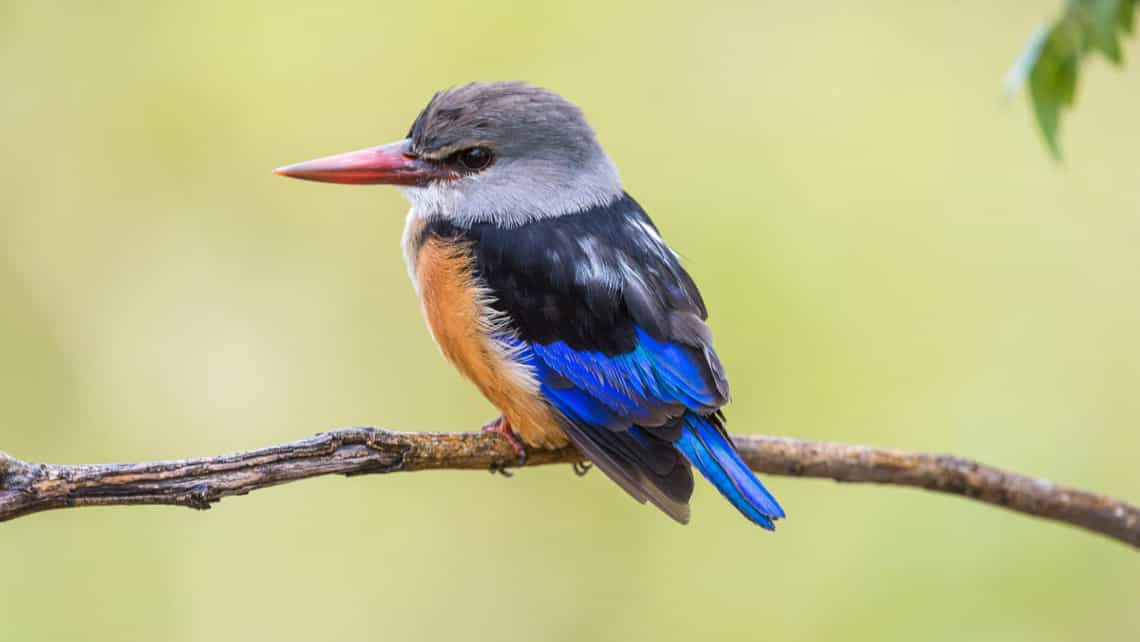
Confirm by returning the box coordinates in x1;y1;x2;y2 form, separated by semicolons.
273;138;447;186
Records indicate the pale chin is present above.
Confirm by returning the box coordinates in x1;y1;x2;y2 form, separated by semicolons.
399;182;455;219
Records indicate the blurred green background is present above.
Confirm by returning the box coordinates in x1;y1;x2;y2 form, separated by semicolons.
2;1;1138;640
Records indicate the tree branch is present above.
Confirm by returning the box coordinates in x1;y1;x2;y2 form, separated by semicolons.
1;428;1136;550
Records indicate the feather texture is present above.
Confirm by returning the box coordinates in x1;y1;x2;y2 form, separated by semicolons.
676;414;785;529
410;193;782;527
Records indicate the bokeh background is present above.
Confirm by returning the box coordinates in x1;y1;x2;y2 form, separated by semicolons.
2;1;1138;640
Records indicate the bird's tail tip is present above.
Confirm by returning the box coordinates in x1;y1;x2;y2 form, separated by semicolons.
676;413;785;530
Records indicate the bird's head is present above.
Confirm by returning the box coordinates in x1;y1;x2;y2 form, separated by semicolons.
275;81;621;226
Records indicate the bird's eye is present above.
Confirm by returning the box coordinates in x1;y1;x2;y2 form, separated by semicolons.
452;147;494;172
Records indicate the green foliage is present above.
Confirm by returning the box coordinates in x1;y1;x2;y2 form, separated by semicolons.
1009;0;1137;157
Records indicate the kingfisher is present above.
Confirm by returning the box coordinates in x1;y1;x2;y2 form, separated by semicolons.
275;82;784;529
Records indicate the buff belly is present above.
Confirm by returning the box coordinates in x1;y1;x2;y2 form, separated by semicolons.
412;235;569;449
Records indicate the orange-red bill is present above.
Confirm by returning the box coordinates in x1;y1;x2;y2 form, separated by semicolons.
273;138;447;186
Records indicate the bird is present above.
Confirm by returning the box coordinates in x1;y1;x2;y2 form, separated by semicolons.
274;81;785;529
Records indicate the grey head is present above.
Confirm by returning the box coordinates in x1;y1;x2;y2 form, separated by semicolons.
273;82;623;227
400;82;622;226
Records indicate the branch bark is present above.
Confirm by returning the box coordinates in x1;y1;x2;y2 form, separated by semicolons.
1;428;1136;550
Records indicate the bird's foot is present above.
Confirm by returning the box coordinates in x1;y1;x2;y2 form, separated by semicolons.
572;461;593;477
482;416;527;474
487;463;514;477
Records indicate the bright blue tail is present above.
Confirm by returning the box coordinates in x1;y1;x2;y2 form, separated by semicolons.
676;413;785;530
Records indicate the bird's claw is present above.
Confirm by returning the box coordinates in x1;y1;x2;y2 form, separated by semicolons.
482;416;527;474
488;463;514;478
572;461;593;477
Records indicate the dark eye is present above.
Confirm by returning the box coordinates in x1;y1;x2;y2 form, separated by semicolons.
452;146;494;172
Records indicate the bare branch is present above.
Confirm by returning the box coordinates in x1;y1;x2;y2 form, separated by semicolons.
1;429;1136;550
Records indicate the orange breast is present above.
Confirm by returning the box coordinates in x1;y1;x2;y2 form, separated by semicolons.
415;236;569;449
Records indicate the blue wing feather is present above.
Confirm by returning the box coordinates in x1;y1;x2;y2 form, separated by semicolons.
505;326;784;528
529;327;718;424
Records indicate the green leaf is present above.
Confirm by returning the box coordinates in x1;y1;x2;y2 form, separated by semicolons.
1119;0;1135;32
1008;0;1137;158
1088;0;1125;62
1025;18;1082;157
1004;25;1050;96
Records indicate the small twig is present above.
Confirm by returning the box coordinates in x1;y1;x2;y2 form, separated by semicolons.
1;429;1136;550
